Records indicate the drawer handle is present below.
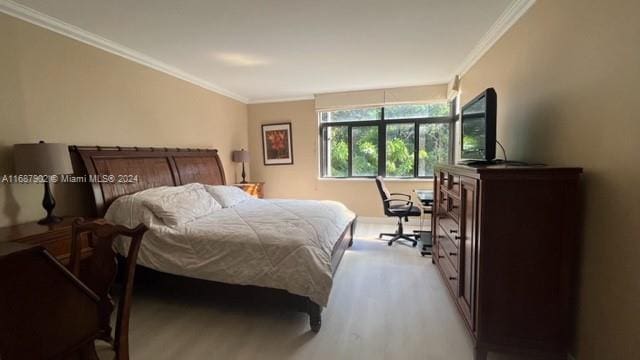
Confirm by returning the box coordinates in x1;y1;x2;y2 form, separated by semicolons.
449;229;458;234
449;252;457;256
449;276;457;281
455;235;462;240
452;205;459;209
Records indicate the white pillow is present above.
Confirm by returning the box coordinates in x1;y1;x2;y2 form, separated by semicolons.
204;185;252;208
137;183;222;227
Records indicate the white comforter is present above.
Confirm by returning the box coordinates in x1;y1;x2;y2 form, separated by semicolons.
105;188;356;306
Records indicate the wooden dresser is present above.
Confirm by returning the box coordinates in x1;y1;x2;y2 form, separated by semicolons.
432;164;582;360
0;217;92;265
233;182;264;198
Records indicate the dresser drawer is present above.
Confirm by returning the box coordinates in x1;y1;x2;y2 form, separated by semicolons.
439;216;460;244
438;171;449;189
2;217;93;265
440;171;461;196
448;195;461;221
40;235;73;258
438;247;459;295
18;230;69;256
449;174;461;196
437;190;448;214
439;232;460;270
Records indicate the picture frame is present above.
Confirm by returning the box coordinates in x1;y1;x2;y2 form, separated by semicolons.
261;122;294;165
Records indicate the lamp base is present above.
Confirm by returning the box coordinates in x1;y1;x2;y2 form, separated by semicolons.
39;181;61;225
240;162;248;185
38;215;63;225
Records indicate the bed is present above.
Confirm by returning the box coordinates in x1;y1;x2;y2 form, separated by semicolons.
70;146;357;332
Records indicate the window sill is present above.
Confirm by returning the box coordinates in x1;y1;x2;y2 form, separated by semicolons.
317;177;433;182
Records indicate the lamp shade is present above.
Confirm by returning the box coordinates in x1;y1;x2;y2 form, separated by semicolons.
232;149;250;162
13;142;73;175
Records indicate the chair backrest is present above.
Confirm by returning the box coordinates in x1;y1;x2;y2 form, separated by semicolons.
0;243;101;359
69;218;147;360
375;176;392;212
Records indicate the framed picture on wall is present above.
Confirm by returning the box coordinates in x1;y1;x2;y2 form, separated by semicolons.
262;122;294;165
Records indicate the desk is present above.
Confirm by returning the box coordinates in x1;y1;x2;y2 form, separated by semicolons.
413;189;434;256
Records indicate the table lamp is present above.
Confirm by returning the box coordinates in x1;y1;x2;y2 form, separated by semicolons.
232;149;250;184
13;141;73;225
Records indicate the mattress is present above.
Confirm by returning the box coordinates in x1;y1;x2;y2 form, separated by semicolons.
105;185;356;306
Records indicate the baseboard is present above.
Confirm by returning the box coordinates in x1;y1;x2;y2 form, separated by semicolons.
358;216;430;228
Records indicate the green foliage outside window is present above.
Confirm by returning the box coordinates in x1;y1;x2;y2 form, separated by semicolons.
327;127;348;177
352;127;378;176
385;103;451;119
386;123;415;177
321;108;381;122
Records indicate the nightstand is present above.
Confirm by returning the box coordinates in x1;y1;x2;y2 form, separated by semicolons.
0;217;92;265
232;182;264;198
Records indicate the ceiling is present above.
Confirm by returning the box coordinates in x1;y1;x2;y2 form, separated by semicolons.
9;0;516;103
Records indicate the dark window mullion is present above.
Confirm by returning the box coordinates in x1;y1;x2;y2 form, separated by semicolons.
379;108;386;177
449;98;457;165
415;116;453;124
414;121;419;178
347;126;353;177
320;127;326;176
319;119;381;128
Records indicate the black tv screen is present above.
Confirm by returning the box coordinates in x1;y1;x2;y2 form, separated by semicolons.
460;88;497;162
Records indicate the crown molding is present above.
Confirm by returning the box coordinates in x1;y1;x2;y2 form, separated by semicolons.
0;0;249;103
456;0;536;77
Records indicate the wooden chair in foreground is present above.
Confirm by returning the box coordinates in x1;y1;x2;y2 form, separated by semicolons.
69;219;147;360
0;242;101;360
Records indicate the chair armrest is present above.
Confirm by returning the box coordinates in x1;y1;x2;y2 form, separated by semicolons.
384;198;412;206
384;199;415;217
390;192;411;200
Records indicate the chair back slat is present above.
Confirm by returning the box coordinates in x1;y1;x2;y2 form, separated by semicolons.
69;218;147;360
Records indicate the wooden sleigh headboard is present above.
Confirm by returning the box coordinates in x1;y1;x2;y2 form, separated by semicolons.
70;146;226;216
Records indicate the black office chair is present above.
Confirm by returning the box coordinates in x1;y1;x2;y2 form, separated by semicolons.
375;176;421;247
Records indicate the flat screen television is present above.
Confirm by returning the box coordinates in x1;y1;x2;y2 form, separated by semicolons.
459;88;497;164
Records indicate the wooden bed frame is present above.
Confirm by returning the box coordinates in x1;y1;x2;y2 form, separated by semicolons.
70;145;356;332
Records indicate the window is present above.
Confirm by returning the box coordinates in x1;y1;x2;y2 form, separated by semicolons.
320;102;454;178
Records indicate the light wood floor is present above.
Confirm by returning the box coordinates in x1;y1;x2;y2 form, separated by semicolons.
107;223;479;360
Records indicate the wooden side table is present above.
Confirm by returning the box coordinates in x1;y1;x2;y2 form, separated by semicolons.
0;217;92;265
232;182;264;198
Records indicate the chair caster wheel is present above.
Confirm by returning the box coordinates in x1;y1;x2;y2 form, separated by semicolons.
387;241;393;246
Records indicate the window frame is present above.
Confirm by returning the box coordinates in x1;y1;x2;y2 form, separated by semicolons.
319;101;456;179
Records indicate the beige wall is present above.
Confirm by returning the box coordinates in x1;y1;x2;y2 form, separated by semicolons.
459;1;640;359
248;100;430;217
0;13;248;227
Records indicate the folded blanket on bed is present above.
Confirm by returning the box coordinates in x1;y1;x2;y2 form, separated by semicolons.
105;184;356;306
